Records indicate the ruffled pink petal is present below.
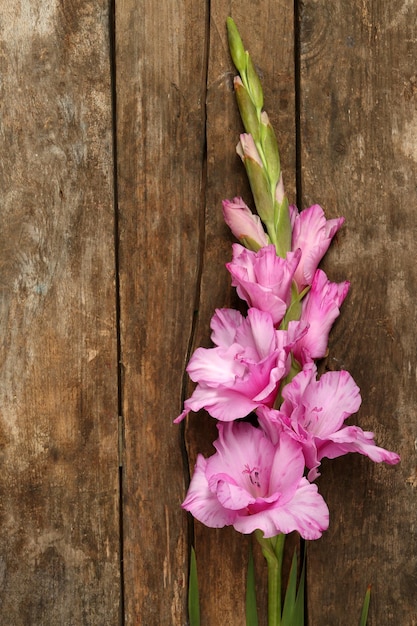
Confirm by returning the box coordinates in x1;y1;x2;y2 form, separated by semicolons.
316;426;401;466
207;422;275;493
301;370;362;437
260;478;329;539
186;344;246;386
210;308;244;347
291;204;345;291
294;270;349;362
226;245;301;325
185;385;260;421
182;455;237;528
268;433;306;499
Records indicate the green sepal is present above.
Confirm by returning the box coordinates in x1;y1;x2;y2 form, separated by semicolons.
235;80;260;142
243;157;275;225
260;113;281;189
226;17;247;75
246;543;259;626
239;235;265;252
188;547;200;626
246;52;264;111
274;197;292;258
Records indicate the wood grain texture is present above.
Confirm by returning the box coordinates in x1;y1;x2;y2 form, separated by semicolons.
115;0;208;623
0;1;120;623
299;1;416;623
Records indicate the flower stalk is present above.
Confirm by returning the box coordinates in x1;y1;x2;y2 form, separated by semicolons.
255;531;286;626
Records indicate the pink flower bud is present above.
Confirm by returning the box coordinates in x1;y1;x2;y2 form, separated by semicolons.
222;197;268;250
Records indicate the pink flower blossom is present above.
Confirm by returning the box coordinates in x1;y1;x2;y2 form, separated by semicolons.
174;308;305;423
290;204;345;291
182;422;329;539
258;364;400;480
226;244;301;326
222;197;268;250
292;269;350;364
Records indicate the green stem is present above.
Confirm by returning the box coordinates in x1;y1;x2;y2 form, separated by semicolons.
255;532;285;626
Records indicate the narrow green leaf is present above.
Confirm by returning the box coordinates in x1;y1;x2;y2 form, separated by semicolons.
188;547;200;626
359;585;371;626
246;544;259;626
281;549;305;626
281;551;298;626
292;553;305;626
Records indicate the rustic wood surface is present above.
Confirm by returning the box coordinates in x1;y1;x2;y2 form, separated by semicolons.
300;1;417;624
0;0;414;624
0;1;120;624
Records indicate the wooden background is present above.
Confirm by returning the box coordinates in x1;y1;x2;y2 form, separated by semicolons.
0;0;415;624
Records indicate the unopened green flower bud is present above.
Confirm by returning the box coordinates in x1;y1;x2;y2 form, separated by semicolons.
234;77;260;141
273;194;292;257
260;112;281;188
244;158;275;225
226;17;247;74
246;54;264;111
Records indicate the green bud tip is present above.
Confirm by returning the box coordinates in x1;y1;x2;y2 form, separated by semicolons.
226;17;247;74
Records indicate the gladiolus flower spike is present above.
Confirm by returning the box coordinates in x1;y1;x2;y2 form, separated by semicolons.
176;18;400;626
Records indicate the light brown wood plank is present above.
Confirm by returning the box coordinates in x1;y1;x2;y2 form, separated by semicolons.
115;0;208;622
0;1;120;623
299;1;416;623
186;3;297;624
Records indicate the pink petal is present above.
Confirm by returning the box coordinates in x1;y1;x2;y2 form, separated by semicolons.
317;426;401;466
294;270;349;362
222;197;268;248
186;344;246;386
260;478;329;540
301;370;362;437
207;423;275;493
182;455;237;528
291;204;345;291
268;433;306;499
185;385;260;421
210;308;244;347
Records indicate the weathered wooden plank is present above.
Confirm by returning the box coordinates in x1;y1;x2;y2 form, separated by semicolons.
299;1;416;623
0;1;120;623
185;4;297;624
115;1;208;623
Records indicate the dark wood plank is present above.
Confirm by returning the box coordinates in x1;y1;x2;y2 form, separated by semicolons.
186;4;297;624
115;1;209;622
0;1;120;623
299;1;415;623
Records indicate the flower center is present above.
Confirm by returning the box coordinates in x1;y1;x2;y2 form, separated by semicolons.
243;464;261;489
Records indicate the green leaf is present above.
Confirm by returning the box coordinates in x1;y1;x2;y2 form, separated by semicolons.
188;547;200;626
292;554;305;625
281;551;297;625
246;543;259;626
359;585;371;626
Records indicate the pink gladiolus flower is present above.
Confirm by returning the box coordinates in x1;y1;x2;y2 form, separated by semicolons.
182;422;329;539
290;204;345;292
222;197;268;250
174;308;305;423
226;244;301;326
258;364;400;480
292;269;350;364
